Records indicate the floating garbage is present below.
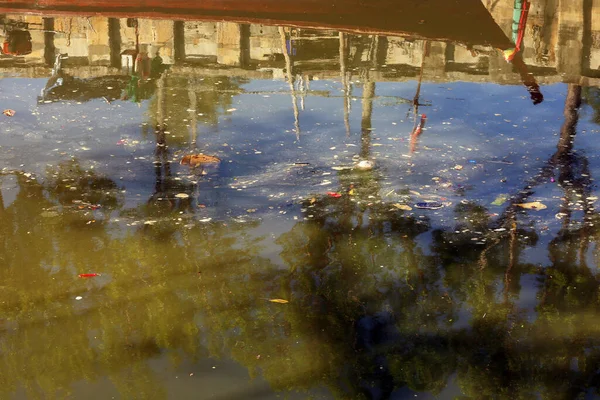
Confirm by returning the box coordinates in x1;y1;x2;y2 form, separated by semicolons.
327;191;342;198
180;154;221;166
78;273;100;278
517;201;547;210
393;203;412;211
355;160;374;171
3;109;15;117
266;299;289;304
415;201;443;210
175;193;190;199
491;194;509;206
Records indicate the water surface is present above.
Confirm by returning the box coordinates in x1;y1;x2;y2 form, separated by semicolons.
1;2;600;399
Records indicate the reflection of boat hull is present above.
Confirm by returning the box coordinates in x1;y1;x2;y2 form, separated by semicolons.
0;0;513;48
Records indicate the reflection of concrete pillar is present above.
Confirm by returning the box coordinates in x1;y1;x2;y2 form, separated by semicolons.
216;22;250;66
43;18;55;66
360;80;375;158
173;21;185;63
87;17;110;65
556;0;584;78
240;24;250;68
422;41;447;79
375;36;388;66
582;0;597;74
108;18;121;68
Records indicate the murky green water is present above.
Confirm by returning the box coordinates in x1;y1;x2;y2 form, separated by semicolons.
1;2;600;399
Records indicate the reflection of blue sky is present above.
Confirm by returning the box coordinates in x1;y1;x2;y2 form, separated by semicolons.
2;76;600;261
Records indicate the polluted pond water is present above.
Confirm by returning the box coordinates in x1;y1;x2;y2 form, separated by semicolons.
0;1;600;399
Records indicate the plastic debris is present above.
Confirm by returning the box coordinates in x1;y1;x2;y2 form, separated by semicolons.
491;194;509;206
78;273;100;278
393;203;412;211
3;109;15;117
267;299;289;304
175;193;190;199
327;191;342;198
355;160;374;171
415;201;443;210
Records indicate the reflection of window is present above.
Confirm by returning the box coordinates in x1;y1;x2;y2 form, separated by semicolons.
1;30;32;56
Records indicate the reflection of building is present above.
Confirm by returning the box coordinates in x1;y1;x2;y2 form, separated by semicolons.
483;0;600;80
0;1;599;85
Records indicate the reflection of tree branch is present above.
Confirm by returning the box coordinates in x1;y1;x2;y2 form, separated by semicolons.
493;85;583;229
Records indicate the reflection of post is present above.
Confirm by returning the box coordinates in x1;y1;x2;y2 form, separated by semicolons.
360;35;380;159
278;26;300;140
360;79;375;159
43;18;56;66
216;22;249;67
173;21;185;64
240;24;250;68
504;216;517;303
339;32;351;137
553;84;587;264
108;18;121;68
556;0;584;79
556;84;582;161
156;72;166;127
188;82;198;147
409;41;428;155
413;41;428;109
581;0;594;75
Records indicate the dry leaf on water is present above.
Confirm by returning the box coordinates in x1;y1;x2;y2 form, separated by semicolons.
517;201;547;210
3;109;15;117
393;203;412;211
180;154;221;166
